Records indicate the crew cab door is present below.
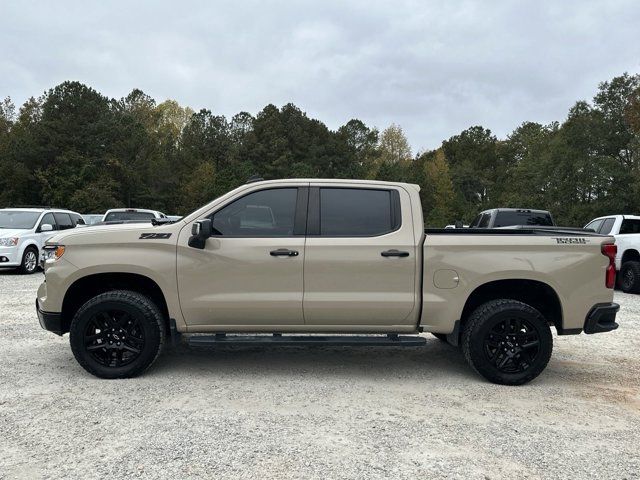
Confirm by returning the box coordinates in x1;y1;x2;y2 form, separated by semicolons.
177;184;308;328
303;184;418;326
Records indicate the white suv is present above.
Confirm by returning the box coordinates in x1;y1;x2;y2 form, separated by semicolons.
0;208;84;274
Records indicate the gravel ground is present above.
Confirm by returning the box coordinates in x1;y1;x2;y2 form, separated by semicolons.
0;270;639;480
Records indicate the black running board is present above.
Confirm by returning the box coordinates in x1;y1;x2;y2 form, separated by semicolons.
188;334;426;347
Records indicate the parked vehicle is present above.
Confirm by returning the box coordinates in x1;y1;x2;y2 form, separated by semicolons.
82;214;104;226
101;208;166;224
166;215;183;222
0;207;83;274
469;208;554;228
36;179;618;385
584;215;640;293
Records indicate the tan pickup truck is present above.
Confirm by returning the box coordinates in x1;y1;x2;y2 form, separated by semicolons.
36;179;619;384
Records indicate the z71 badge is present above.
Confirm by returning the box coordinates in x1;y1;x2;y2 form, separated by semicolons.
139;233;172;240
554;237;587;244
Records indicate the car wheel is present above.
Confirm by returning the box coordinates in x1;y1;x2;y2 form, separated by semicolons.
69;290;165;379
19;246;39;274
619;261;640;294
462;299;553;385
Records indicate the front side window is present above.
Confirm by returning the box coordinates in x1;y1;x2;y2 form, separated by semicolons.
585;219;604;232
599;218;615;235
40;213;57;231
319;188;396;236
211;188;298;237
54;212;74;230
477;213;491;228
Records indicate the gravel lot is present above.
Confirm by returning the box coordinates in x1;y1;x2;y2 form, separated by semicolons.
0;270;638;480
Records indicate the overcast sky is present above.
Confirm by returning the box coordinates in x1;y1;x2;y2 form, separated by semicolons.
2;0;639;152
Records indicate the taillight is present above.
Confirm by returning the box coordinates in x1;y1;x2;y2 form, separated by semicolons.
601;243;617;289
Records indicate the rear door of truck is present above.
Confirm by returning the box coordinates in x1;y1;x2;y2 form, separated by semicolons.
302;182;419;326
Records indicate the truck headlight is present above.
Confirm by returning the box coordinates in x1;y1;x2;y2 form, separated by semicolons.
0;238;18;247
43;245;65;262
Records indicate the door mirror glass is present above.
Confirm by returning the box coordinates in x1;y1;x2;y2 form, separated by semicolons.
40;223;53;232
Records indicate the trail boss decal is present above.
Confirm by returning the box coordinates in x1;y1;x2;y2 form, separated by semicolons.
554;237;588;244
139;233;172;240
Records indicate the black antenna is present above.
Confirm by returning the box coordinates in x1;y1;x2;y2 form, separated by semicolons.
246;175;264;184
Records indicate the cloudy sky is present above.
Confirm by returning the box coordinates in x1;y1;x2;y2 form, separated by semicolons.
2;0;639;152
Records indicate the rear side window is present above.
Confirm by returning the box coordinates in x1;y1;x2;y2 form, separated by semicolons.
620;219;640;234
599;218;615;235
319;188;398;236
493;211;553;227
53;212;74;230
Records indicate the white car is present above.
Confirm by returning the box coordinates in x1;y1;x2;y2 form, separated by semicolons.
102;208;166;223
0;208;84;274
584;214;640;293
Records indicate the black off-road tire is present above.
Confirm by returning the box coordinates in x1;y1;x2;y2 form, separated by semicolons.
69;290;165;379
619;261;640;294
19;246;39;274
461;299;553;386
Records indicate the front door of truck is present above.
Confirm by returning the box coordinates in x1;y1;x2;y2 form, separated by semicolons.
303;184;418;327
177;185;308;328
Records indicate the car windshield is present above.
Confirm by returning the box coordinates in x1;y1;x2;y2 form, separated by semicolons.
104;211;155;222
0;211;41;229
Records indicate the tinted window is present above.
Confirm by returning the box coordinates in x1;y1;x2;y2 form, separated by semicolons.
211;188;297;237
469;214;483;228
478;213;491;228
0;211;41;229
493;211;553;227
70;213;85;225
40;213;57;231
585;219;604;232
320;188;395;236
599;218;615;235
620;219;640;234
104;211;156;222
54;212;74;230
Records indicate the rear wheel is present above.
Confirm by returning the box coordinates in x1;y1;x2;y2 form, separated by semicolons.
69;290;165;379
619;261;640;293
462;299;552;385
19;246;39;274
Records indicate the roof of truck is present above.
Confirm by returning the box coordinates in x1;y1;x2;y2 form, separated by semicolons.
246;178;421;191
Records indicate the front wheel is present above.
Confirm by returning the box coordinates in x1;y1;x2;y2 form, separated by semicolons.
462;299;553;385
19;246;39;274
69;290;165;379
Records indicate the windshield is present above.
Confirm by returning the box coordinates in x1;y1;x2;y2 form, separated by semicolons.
0;211;41;229
104;211;156;222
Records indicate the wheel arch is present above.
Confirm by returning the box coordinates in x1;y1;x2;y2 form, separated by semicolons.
459;279;563;335
621;249;640;265
61;272;170;335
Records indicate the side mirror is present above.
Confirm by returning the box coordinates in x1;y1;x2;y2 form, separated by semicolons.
40;224;53;232
188;219;213;249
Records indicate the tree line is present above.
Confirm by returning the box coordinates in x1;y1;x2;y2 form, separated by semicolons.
0;73;638;226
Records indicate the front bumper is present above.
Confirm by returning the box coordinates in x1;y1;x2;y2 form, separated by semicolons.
36;299;64;336
0;246;20;267
584;302;619;334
